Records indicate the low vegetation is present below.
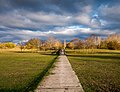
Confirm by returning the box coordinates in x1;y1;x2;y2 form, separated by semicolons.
67;49;120;92
0;51;58;92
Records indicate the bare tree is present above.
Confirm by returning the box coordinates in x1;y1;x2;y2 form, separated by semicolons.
45;37;56;50
70;38;83;49
85;34;100;49
18;42;25;52
106;34;120;43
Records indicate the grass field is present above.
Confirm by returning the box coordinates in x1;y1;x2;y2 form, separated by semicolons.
67;49;120;92
0;51;58;92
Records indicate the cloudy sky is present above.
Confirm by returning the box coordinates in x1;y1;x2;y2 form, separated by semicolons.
0;0;120;42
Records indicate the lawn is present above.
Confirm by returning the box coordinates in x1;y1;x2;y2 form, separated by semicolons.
67;49;120;92
0;51;58;92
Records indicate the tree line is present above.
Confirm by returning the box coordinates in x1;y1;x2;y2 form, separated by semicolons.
19;37;62;51
67;34;120;50
0;34;120;51
0;42;16;49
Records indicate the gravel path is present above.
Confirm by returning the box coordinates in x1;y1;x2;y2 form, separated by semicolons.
35;55;84;92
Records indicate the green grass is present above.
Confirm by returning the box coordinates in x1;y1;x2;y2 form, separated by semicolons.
0;51;58;92
67;49;120;92
66;49;120;54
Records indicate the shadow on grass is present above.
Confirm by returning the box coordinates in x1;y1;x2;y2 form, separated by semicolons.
24;50;60;91
11;51;33;53
96;52;120;54
23;55;58;92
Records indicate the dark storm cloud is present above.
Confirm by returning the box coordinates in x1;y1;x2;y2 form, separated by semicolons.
0;0;94;31
98;3;120;32
0;0;94;14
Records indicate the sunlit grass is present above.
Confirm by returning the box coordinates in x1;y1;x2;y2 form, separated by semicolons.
0;51;57;92
66;49;120;54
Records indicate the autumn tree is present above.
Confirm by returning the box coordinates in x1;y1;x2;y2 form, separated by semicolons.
70;38;83;49
85;34;100;49
99;40;108;49
106;34;120;43
4;42;16;48
67;42;74;49
25;43;33;49
0;43;4;49
45;37;56;50
26;38;41;50
53;40;62;50
104;34;120;50
107;40;120;50
0;42;16;49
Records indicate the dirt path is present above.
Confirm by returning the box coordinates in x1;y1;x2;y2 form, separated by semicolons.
35;55;84;92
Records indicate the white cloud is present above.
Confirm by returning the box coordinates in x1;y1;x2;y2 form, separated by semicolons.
25;11;72;26
99;5;120;16
82;5;92;14
0;11;36;28
0;5;102;31
0;5;95;30
76;14;91;25
75;5;92;26
90;18;101;28
98;5;120;23
0;25;118;42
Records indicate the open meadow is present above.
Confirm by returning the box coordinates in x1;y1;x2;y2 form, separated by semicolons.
67;49;120;92
0;49;58;92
